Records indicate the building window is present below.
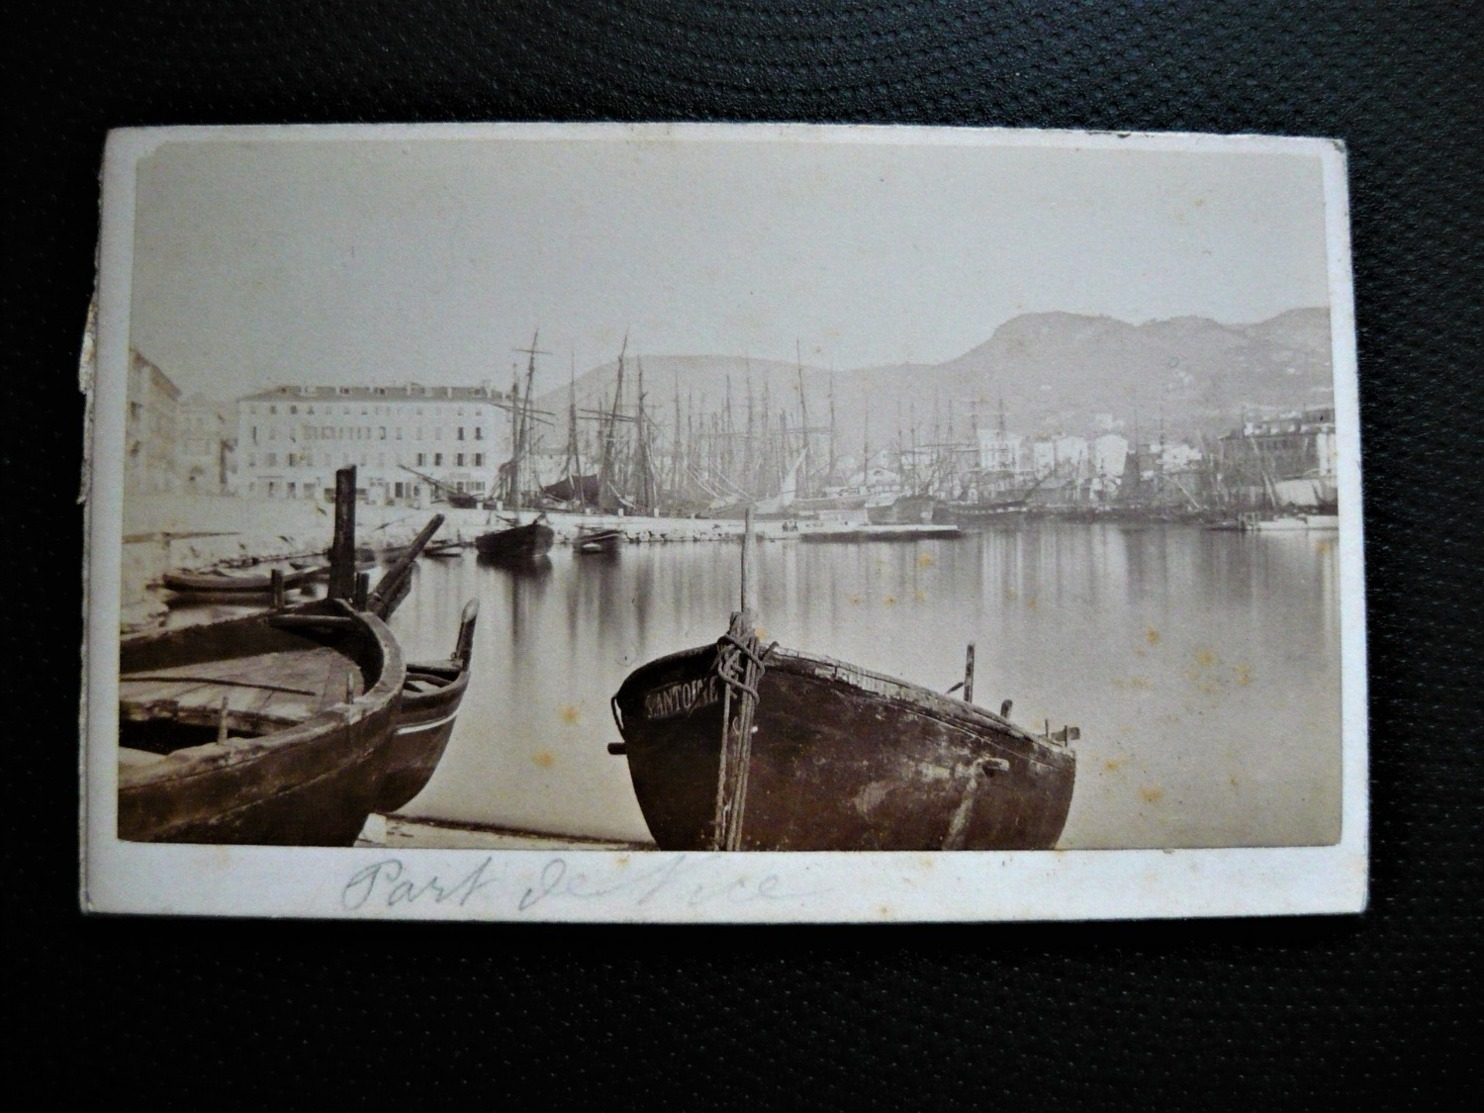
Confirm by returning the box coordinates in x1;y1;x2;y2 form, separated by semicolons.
379;427;386;440
456;453;465;467
474;427;483;440
458;427;465;440
416;453;426;467
474;453;484;467
270;405;277;415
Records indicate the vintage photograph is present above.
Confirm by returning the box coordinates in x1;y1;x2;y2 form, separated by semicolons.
83;124;1365;919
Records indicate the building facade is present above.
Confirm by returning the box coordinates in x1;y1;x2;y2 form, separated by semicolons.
232;383;515;505
178;395;234;494
125;350;181;495
1217;407;1337;509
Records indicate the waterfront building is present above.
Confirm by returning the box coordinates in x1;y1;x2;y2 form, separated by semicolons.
232;383;515;505
178;395;234;494
126;350;181;495
1217;407;1337;509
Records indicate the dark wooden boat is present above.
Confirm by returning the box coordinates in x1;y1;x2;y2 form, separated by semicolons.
475;517;555;561
377;599;479;813
117;597;405;845
799;523;962;543
575;526;623;554
609;625;1076;851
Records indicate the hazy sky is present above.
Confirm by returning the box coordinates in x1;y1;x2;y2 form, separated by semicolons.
127;127;1332;399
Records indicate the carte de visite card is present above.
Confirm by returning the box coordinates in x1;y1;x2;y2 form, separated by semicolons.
82;122;1366;921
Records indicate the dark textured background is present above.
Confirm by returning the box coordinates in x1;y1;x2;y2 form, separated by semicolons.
9;1;1481;1103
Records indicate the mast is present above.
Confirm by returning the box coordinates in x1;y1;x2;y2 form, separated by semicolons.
599;333;627;512
511;330;548;523
795;340;810;497
563;345;582;498
828;369;837;485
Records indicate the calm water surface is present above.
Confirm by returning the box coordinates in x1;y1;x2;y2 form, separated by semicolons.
373;522;1340;850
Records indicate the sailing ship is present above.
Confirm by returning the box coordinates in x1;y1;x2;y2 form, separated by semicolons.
476;332;556;562
607;514;1077;851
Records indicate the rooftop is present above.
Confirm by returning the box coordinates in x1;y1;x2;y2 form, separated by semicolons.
239;383;511;404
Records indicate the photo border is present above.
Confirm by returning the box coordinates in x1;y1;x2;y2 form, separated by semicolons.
81;122;1367;921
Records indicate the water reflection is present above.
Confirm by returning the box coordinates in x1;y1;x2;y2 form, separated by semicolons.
159;523;1340;850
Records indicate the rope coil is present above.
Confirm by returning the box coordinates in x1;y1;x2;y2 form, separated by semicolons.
711;617;775;851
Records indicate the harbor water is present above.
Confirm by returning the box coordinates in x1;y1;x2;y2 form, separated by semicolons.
163;521;1343;850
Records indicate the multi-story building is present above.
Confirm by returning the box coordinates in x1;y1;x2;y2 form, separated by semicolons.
1217;406;1337;509
178;395;234;494
125;350;181;495
232;383;515;505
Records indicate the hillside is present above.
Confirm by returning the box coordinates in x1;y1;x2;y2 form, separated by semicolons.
533;308;1334;459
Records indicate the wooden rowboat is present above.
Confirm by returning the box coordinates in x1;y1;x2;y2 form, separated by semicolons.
377;599;479;813
475;518;555;562
609;633;1076;851
161;565;324;595
117;597;405;845
575;526;623;554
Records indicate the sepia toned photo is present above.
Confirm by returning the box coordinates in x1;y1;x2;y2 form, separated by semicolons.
82;124;1366;920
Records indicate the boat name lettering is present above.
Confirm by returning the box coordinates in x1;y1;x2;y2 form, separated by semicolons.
645;676;721;720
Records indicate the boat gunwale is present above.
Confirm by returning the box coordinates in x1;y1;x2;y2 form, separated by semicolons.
616;641;1073;764
117;601;406;793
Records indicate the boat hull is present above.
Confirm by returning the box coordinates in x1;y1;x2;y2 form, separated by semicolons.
378;666;470;812
377;600;478;812
475;520;555;560
611;645;1076;851
162;566;322;595
575;527;623;554
117;600;405;846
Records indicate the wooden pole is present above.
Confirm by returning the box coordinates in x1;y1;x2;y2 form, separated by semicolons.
328;466;358;600
270;568;286;610
713;507;763;851
366;513;445;618
963;643;976;704
740;507;754;614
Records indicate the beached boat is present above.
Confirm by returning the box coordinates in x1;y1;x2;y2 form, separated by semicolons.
161;564;323;596
609;629;1076;851
117;597;405;845
377;599;479;813
574;525;623;554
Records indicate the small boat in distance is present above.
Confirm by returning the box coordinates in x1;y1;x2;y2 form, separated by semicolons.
575;525;623;554
118;597;405;845
377;599;479;813
476;517;555;561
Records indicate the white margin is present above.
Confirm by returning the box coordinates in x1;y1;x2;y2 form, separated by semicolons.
81;123;1367;922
